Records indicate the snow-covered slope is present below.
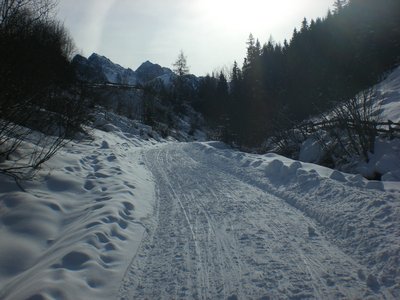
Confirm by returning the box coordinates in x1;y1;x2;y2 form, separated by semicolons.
0;117;160;299
297;65;400;181
0;110;399;299
377;66;400;122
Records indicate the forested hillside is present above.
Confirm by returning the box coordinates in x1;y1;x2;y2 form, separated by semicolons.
194;0;400;146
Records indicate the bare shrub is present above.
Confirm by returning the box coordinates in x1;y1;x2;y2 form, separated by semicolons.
320;88;380;162
268;88;382;170
0;0;91;179
0;0;55;29
0;84;92;179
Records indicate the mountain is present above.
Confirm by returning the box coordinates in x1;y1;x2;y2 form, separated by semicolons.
88;53;138;85
72;53;175;86
71;54;108;83
135;60;173;84
72;53;137;85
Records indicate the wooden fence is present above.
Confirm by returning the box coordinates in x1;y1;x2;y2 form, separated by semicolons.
294;119;400;139
84;82;143;90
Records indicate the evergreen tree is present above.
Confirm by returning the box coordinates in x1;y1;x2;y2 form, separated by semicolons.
173;50;189;76
333;0;347;13
300;18;309;32
216;72;228;100
195;0;400;147
171;50;190;113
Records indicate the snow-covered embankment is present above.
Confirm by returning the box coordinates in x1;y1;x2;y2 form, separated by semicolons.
0;126;156;299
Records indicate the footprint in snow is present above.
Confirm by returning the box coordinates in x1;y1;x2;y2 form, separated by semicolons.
83;180;96;191
59;251;90;271
100;141;110;149
308;226;318;237
107;154;117;162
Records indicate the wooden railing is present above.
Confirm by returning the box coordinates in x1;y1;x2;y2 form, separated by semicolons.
84;82;143;90
294;119;400;139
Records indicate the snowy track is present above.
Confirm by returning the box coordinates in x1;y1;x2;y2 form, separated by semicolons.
119;143;377;299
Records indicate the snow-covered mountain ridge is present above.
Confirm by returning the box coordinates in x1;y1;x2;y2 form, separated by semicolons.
72;53;175;86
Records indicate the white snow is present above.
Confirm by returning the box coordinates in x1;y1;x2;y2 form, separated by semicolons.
149;72;175;87
371;66;400;185
0;120;156;299
0;65;400;298
357;138;400;181
299;138;323;164
298;66;400;182
377;66;400;123
119;142;400;299
2;118;399;299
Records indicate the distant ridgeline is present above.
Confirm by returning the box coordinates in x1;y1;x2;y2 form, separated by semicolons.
194;0;400;146
72;54;174;87
72;54;202;131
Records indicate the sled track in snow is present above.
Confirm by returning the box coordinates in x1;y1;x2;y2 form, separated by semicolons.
119;143;376;299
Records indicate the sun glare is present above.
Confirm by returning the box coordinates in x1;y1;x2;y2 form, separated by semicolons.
198;0;293;34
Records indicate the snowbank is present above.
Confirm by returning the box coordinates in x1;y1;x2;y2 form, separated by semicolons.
358;138;400;181
0;125;156;299
190;141;400;297
0;107;398;298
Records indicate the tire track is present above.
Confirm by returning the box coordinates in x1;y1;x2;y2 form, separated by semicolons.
119;143;371;299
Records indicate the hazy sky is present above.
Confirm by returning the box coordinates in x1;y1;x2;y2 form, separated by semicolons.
57;0;334;76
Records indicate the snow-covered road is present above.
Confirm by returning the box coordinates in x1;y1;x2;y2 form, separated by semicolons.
118;143;381;299
1;123;398;299
2;66;400;299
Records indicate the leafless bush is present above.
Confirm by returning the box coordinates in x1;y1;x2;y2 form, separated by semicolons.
0;124;67;178
0;85;92;179
269;88;382;168
0;0;91;179
320;88;380;162
0;0;55;29
268;127;302;157
267;108;306;157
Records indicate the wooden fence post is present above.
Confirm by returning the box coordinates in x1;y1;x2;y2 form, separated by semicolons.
388;120;393;140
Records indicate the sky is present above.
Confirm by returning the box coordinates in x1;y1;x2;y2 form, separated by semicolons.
57;0;334;76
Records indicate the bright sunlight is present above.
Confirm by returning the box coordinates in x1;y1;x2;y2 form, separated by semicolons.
197;0;302;34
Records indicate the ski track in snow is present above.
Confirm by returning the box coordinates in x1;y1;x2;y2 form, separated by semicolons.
2;66;400;300
119;143;377;300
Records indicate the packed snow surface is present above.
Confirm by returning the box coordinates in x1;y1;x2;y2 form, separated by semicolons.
118;142;399;299
2;64;400;298
1;117;399;299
